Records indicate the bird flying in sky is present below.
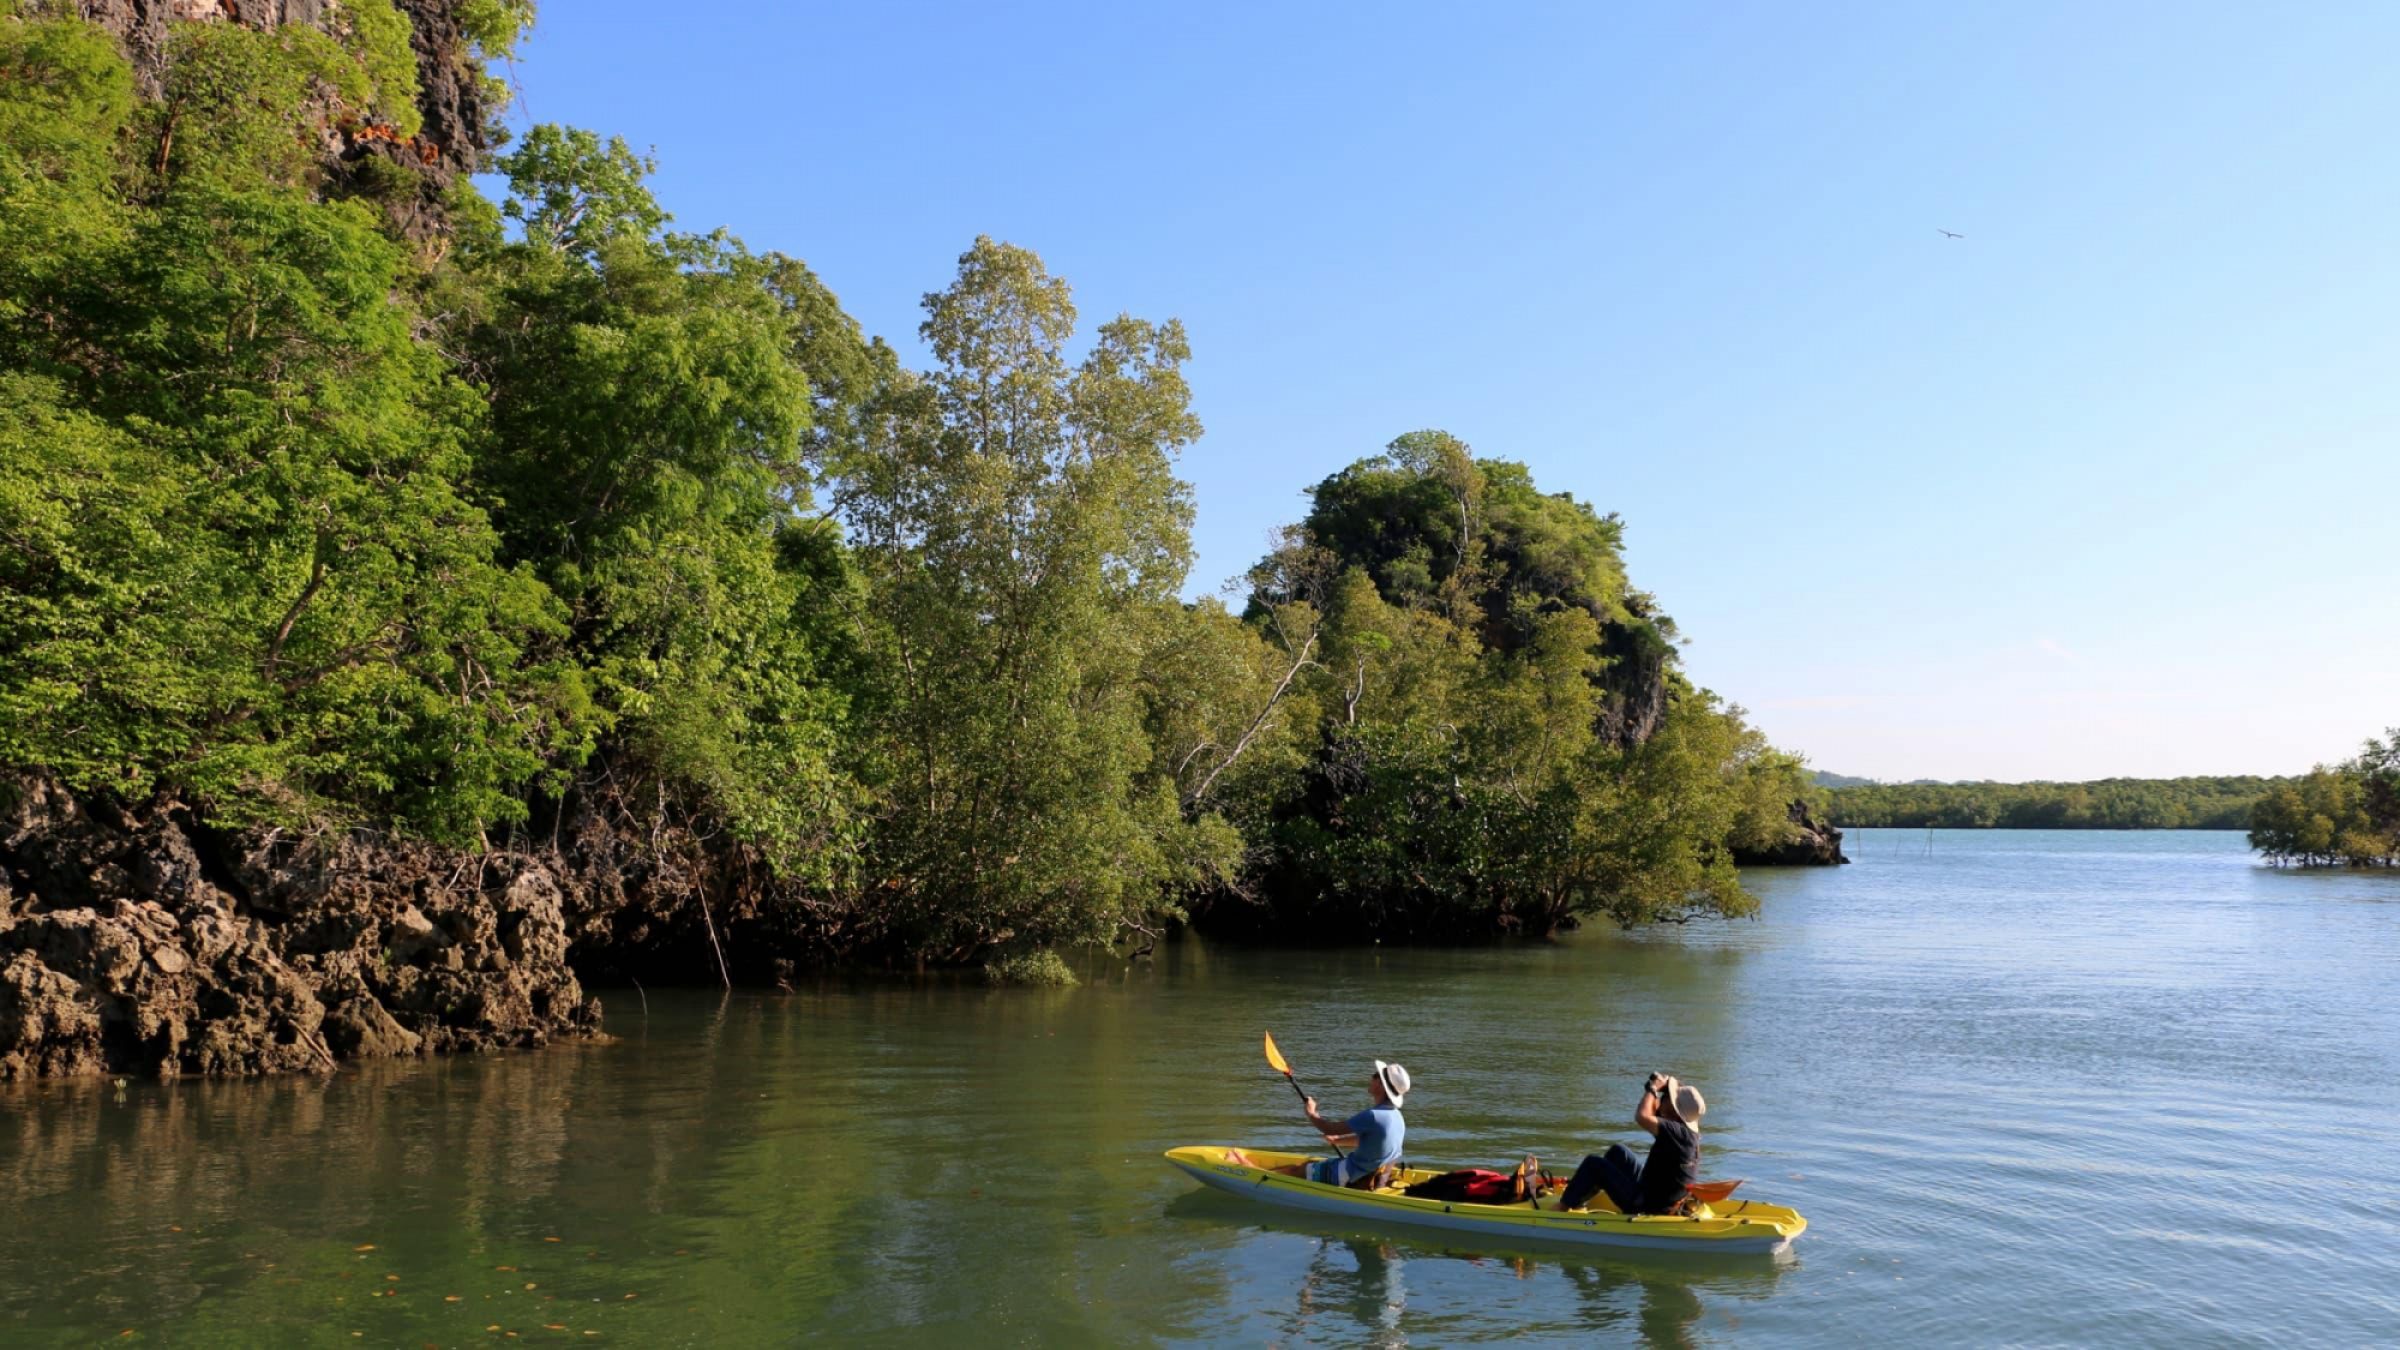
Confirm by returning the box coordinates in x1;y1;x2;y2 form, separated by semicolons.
1938;229;1965;239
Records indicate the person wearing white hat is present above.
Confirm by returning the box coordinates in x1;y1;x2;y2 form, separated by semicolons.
1233;1059;1412;1188
1557;1070;1707;1214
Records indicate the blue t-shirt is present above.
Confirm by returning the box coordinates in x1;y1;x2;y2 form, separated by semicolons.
1343;1104;1405;1177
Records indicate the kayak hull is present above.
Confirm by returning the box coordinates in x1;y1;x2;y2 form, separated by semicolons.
1165;1146;1805;1256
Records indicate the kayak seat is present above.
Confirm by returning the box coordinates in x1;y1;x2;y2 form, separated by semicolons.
1683;1179;1743;1206
1346;1164;1398;1192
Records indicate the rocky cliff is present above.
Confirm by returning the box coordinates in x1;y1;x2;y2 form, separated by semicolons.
0;766;851;1082
0;777;601;1081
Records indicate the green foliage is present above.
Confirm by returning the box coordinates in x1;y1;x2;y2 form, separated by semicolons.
145;19;412;190
1225;436;1793;940
0;15;133;356
1;27;564;840
497;124;669;253
830;237;1228;957
456;0;537;58
1726;730;1821;854
1830;777;2283;829
467;126;868;875
0;14;1818;975
2249;731;2399;867
330;0;424;137
982;950;1079;988
1288;434;1637;651
0;375;215;784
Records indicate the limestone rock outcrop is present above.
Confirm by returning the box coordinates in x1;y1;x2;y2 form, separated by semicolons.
0;777;601;1082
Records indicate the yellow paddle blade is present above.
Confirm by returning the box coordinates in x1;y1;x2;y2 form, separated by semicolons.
1263;1031;1292;1076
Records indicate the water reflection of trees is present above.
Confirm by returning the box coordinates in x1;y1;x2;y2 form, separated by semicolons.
0;1037;644;1330
1;933;1784;1342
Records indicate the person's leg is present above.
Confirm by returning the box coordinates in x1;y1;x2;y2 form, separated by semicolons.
1598;1143;1644;1213
1559;1154;1611;1210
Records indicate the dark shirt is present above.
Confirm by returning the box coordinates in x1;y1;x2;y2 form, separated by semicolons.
1636;1120;1700;1214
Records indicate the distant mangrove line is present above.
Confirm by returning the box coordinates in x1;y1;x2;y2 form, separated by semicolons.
1826;777;2280;830
1827;739;2398;870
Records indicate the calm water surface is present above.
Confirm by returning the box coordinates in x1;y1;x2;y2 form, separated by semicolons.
4;830;2398;1345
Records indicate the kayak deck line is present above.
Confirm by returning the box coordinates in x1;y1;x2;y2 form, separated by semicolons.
1164;1146;1806;1255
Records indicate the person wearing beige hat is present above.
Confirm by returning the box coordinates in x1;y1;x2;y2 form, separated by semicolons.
1556;1071;1706;1214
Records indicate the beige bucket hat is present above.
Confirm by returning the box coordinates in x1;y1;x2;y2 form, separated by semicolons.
1666;1076;1706;1123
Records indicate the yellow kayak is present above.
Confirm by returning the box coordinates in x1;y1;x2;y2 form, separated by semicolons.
1164;1146;1807;1255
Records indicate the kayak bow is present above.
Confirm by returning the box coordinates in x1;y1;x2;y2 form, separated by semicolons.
1164;1146;1806;1255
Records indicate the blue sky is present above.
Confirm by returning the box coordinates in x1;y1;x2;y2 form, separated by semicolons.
499;1;2398;781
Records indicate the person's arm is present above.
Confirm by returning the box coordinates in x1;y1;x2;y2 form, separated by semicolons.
1302;1097;1359;1146
1634;1074;1664;1138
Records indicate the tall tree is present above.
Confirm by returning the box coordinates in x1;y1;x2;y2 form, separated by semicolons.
459;125;872;874
832;238;1232;958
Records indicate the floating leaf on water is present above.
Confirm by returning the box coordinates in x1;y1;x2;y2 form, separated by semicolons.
543;1237;561;1244
545;1326;566;1332
496;1265;516;1272
622;1293;636;1300
385;1274;400;1282
523;1282;537;1290
445;1295;463;1303
354;1244;376;1252
486;1326;501;1333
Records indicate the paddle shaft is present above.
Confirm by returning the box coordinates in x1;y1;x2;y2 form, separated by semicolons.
1278;1070;1349;1161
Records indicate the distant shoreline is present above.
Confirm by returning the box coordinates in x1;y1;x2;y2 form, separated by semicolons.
1824;816;2256;826
1821;776;2278;831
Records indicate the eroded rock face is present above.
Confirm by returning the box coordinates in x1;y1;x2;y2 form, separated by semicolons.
0;778;601;1082
1595;618;1672;751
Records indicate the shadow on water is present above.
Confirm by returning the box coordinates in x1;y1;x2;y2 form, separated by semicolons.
1162;1188;1787;1347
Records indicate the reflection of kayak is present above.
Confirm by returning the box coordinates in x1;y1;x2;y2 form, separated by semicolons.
1163;1146;1807;1255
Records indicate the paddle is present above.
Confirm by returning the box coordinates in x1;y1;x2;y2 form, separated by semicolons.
1263;1031;1347;1161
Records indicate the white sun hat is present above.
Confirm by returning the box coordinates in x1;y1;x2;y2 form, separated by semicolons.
1374;1060;1411;1107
